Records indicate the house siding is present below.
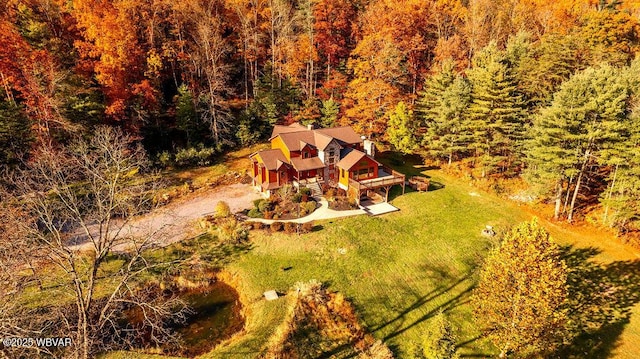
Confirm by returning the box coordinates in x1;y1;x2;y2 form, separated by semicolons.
271;136;290;160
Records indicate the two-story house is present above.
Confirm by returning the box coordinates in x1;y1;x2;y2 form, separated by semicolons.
250;123;405;203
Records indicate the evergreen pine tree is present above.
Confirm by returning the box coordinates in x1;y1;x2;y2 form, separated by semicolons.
320;97;340;128
466;42;526;176
527;65;630;221
417;60;472;165
0;94;32;167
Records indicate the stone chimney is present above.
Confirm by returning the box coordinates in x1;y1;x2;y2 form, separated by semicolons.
307;123;315;130
362;137;375;158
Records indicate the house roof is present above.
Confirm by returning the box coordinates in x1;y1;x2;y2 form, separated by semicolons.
277;131;316;151
271;123;308;138
270;123;362;153
314;126;363;145
313;132;339;151
261;181;282;190
290;157;325;171
251;149;288;170
336;149;380;170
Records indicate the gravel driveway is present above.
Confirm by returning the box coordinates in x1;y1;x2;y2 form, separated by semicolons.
69;183;263;251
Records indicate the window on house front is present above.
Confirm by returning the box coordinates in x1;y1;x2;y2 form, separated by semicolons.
329;150;335;157
341;169;345;177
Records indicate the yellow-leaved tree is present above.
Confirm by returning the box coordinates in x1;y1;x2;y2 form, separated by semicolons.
472;219;570;358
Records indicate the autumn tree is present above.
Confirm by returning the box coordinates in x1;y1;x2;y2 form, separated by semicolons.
71;0;148;122
387;102;418;154
224;0;268;100
579;8;640;66
0;17;70;139
313;0;356;80
473;219;569;358
172;0;233;146
342;32;405;136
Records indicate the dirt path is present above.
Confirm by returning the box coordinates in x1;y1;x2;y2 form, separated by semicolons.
69;183;263;251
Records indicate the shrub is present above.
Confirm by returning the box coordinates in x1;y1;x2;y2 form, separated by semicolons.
158;151;172;168
214;201;231;218
217;218;249;243
253;198;265;208
278;184;294;200
263;211;274;219
300;221;314;233
292;193;303;203
251;221;264;230
326;188;336;198
284;222;297;233
174;146;216;167
300;187;312;196
303;201;317;214
270;221;284;231
258;199;272;213
247;208;262;218
337;188;347;197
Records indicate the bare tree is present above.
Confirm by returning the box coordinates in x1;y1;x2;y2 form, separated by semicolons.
173;0;233;146
4;126;188;359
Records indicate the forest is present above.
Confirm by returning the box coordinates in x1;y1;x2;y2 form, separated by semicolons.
1;0;640;233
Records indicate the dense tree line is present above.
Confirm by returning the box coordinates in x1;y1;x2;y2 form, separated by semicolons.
1;0;640;229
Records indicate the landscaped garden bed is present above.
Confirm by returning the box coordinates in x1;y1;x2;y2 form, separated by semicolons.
323;187;359;211
246;186;318;220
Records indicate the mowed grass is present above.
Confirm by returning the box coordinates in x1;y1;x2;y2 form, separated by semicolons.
101;149;640;359
207;170;529;358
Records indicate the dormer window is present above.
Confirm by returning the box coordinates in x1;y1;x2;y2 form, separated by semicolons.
303;151;310;159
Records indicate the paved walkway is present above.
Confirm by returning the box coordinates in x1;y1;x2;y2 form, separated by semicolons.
361;202;400;216
243;197;366;224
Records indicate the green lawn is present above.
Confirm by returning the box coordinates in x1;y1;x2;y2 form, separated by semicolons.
100;150;640;359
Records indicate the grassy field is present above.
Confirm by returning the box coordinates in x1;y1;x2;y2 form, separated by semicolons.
101;150;640;359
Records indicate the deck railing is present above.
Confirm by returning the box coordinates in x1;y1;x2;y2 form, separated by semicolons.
349;168;405;191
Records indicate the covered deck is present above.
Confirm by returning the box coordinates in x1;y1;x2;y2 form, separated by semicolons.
348;166;405;205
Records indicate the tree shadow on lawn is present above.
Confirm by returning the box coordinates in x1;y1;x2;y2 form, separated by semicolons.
557;246;640;358
368;271;475;342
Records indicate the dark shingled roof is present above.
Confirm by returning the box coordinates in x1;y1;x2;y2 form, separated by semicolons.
251;149;287;170
336;149;380;170
290;157;325;171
